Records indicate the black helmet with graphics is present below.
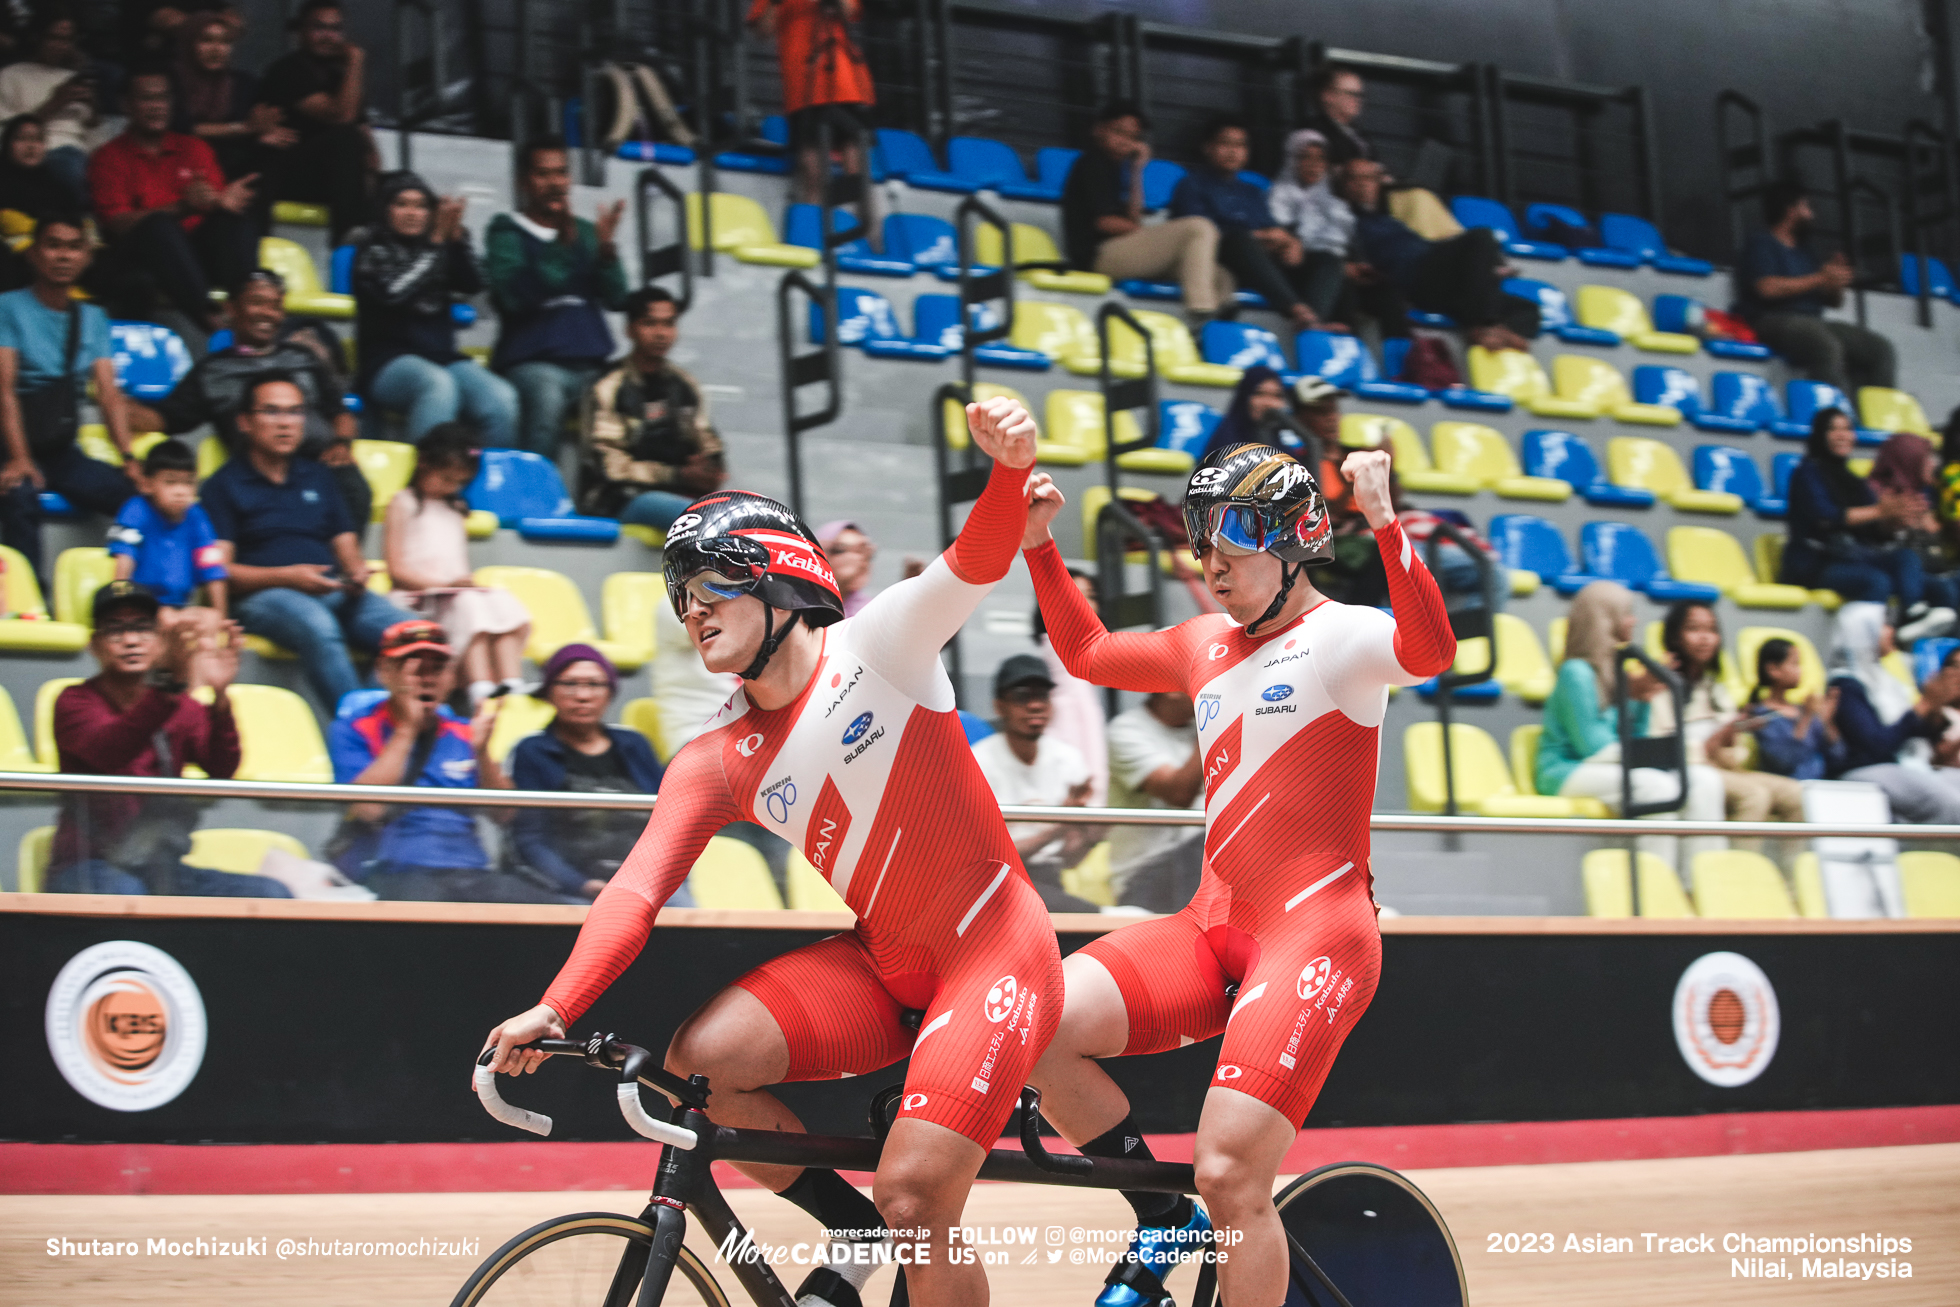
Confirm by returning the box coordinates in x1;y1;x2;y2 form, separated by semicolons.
1181;441;1332;567
663;492;845;678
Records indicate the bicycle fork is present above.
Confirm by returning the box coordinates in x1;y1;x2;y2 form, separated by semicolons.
631;1101;799;1307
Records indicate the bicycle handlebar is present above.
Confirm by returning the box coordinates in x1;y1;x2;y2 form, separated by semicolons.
474;1039;700;1151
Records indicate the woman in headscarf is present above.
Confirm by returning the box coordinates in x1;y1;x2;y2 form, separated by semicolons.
0;114;72;224
1266;127;1351;324
1824;600;1960;822
351;171;518;446
1936;405;1960;542
1200;365;1304;461
171;9;292;179
1869;430;1959;599
1781;407;1953;641
1535;581;1727;868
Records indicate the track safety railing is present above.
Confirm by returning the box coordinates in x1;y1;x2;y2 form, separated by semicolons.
1425;518;1498;819
635;166;693;309
775;269;840;520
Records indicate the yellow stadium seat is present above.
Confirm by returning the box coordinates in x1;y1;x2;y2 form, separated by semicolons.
473;565;633;668
271;201;330;227
351;439;417;524
974;223;1112;294
1487;612;1555;701
1548;615;1566;664
1042;389;1194;476
53;546;116;625
939;382;1028;452
77;425;165;466
787;848;852;911
683;192;817;267
620;696;672;762
1011;300;1099;368
1856;387;1934;437
466;508;498;540
33;675;82;767
601;572;661;671
1691;849;1798;918
258;236;353;318
183;828;310;875
1753;533;1838;610
1897;850;1960;916
1790;853;1829;918
17;824;51;892
1404;721;1609;816
483;690;556;764
1573;285;1700;353
0;545;87;652
1737;626;1826;700
1466;346;1600;419
1428;421;1569;500
686;835;784;910
1131;310;1242;387
1607;437;1742;512
1079;484;1169;565
1581;848;1697;917
1554;356;1680;425
1338;413;1478;494
1666;527;1809;607
1509;569;1539;597
0;684;48;772
1507;724;1612;816
197;434;229;479
205;684;330;781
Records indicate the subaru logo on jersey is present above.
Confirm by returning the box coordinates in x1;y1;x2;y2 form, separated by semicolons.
841;712;874;745
1261;684;1294;702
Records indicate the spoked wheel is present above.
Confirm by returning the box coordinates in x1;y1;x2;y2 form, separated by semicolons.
450;1212;732;1307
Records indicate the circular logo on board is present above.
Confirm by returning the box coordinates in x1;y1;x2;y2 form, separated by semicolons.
45;941;206;1111
1672;951;1778;1088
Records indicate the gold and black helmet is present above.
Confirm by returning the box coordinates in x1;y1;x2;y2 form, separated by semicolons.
1181;442;1333;566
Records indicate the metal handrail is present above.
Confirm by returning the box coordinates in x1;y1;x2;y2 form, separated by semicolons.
776;267;841;518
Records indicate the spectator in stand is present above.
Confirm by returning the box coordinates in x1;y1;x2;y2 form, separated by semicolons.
1735;179;1896;397
1868;431;1957;593
88;69;258;334
1170;116;1318;330
45;580;289;896
353;171;516;446
1745;637;1844;781
383;425;531;708
746;0;877;215
1936;406;1960;542
252;0;372;242
0;115;76;226
1338;158;1533;351
507;643;685;903
1780;407;1955;640
1202;365;1322;464
815;520;876;617
1302;64;1371;169
171;8;294;182
1061;101;1228;323
1105;692;1203;913
1032;564;1106;806
108;437;228;642
1823;601;1960;823
970;653;1102;912
0;12;102;204
578;286;724;529
487;136;628;458
127;267;371;528
201;373;403;710
0;213;136;587
1267;129;1352;324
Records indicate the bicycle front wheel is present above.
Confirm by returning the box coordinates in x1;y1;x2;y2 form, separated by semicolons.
1273;1162;1467;1306
451;1212;732;1307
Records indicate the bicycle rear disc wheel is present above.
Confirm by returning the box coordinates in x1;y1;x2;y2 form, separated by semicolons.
1274;1162;1467;1306
451;1212;731;1307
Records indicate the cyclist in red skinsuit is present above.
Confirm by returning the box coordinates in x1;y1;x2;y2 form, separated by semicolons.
485;398;1060;1307
1021;442;1454;1307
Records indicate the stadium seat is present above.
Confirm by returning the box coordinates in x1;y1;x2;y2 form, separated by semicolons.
1404;722;1605;815
1581;848;1697;917
0;545;87;651
1202;320;1293;374
712;117;787;173
620;696;671;762
1466;347;1597;418
947;136;1062;201
1666;527;1809;608
1115;277;1182;300
973;222;1110;294
1753;532;1839;611
1078;484;1170;563
1575;286;1698;354
1650;293;1772;359
1898;254;1960;302
1912;636;1960;687
271;200;329;227
1523;204;1640;267
1693;445;1784;516
1159;399;1222;458
1898;850;1960;917
1457;612;1556;702
1035;148;1080;194
0;684;49;772
1087;310;1239;386
782;205;914;276
601;572;662;669
1488;513;1597;595
910;295;1050;369
474;565;637;668
1691;849;1798;918
220;683;332;781
1503;728;1599;815
1449;195;1565;260
1009;300;1098;367
52;546;115;625
1519;428;1655;507
258;236;353;318
1501;278;1620;346
815;286;950;360
183;828;310;876
1044;390;1193;474
1141;160;1185;210
482;690;555;763
683;192;817;267
1428;421;1569;499
465;449;621;542
1736;625;1827;699
1632;366;1756;434
16;824;51;892
882;213;959;272
873;128;974;192
1338;413;1477;494
1709;371;1782;431
33;675;80;766
1786;852;1829;919
1597;213;1714;277
1581;520;1720;601
110;321;192;401
1857;386;1934;437
1606;437;1740;512
685;835;786;910
787;848;852;911
350;439;417;524
1553;356;1679;424
1294;331;1431;403
1777;381;1884;443
939;382;1029;452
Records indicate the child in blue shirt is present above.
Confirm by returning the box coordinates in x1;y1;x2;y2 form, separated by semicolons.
106;438;228;641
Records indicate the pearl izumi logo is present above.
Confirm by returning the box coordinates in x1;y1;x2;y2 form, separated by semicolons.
1672;951;1780;1088
45;941;206;1111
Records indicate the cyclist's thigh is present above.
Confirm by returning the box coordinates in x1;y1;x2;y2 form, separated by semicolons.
1210;883;1382;1126
732;932;916;1082
1074;905;1232;1057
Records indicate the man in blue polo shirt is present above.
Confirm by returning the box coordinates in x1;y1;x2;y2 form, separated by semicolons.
200;372;404;712
1170;115;1316;329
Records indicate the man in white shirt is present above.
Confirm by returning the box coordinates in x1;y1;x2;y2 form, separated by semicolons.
1105;691;1205;912
1266;129;1352;324
970;653;1101;911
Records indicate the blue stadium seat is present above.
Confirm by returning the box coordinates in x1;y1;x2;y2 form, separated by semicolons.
782;204;915;276
1451;196;1565;260
1409;310;1456;327
1581;521;1721;602
1651;293;1772;360
1520;428;1656;508
109;321;191;401
1238;170;1271;191
1779;381;1885;444
1771;452;1801;506
39;492;76;517
328;244;475;323
1695;445;1781;517
948;137;1062;201
1899;253;1960;303
1365;337;1508;411
1035;148;1080;193
1201;320;1292;374
1914;637;1960;687
615;141;695;165
1489;514;1598;594
1524;204;1641;268
874;129;973;192
1708;372;1781;431
882;213;959;272
713;120;790;174
1599;214;1714;277
465;450;620;542
1116;279;1183;300
810;286;950;360
1503;278;1620;346
1294;331;1430;403
1142;160;1185;210
1632;365;1756;433
1159;399;1221;457
911;295;1051;369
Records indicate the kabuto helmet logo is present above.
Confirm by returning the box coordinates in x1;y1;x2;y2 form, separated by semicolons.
1672;951;1780;1088
45;941;206;1111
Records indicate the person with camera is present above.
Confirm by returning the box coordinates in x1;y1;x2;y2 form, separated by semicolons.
577;286;725;533
747;0;876;208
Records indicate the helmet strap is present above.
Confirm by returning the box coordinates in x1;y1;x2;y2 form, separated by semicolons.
1246;559;1303;638
741;606;800;682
